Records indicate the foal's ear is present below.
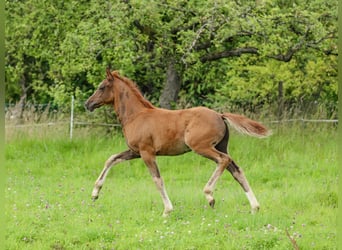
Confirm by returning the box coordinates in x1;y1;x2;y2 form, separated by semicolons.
106;68;114;81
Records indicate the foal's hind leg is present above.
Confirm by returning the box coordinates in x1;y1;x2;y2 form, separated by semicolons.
226;160;260;213
91;150;139;200
202;151;231;208
190;145;260;213
189;145;231;208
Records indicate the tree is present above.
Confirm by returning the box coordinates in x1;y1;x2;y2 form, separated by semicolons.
5;0;337;118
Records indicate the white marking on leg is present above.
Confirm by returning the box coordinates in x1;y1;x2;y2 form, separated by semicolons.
203;163;227;207
153;177;173;216
203;186;214;204
92;154;124;200
245;189;260;213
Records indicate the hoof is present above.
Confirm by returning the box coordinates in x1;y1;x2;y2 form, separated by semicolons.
162;207;173;217
251;206;260;214
91;188;101;201
209;199;215;208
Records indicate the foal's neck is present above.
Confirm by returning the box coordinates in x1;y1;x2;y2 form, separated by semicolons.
113;80;154;125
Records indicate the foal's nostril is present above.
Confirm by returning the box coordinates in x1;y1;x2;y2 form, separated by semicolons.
84;101;89;110
85;101;94;112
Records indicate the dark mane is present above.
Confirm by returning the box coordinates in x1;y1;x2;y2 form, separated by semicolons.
112;71;155;109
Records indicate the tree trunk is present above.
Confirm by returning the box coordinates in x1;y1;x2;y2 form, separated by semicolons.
159;62;181;109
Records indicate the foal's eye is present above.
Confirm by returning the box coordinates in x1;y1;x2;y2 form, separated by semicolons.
99;86;105;91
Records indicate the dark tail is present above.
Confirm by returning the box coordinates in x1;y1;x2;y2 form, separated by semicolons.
222;113;271;138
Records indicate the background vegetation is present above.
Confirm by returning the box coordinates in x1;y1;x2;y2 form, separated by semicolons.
5;0;337;120
5;1;338;249
4;1;339;249
5;124;337;249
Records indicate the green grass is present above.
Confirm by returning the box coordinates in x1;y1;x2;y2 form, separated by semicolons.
5;124;337;249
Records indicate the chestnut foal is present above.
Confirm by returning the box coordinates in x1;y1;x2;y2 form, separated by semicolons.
85;69;270;216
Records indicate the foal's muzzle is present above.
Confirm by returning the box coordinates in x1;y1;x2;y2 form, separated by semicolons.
85;100;100;112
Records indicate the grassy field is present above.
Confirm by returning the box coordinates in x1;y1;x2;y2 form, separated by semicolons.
5;123;337;249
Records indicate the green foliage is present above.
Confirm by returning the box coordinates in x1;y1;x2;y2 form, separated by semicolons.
210;53;337;117
5;124;337;249
5;0;337;117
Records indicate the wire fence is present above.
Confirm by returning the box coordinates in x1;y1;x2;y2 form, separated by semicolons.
269;119;338;124
5;97;338;140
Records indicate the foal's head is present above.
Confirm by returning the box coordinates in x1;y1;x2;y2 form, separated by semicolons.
85;68;116;112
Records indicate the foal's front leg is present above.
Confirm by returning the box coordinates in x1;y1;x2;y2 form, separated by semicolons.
140;150;173;217
92;150;139;200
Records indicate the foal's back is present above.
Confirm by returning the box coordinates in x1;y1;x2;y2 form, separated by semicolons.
123;107;226;156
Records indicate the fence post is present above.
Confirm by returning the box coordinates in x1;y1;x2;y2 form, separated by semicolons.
70;95;74;140
278;81;284;122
